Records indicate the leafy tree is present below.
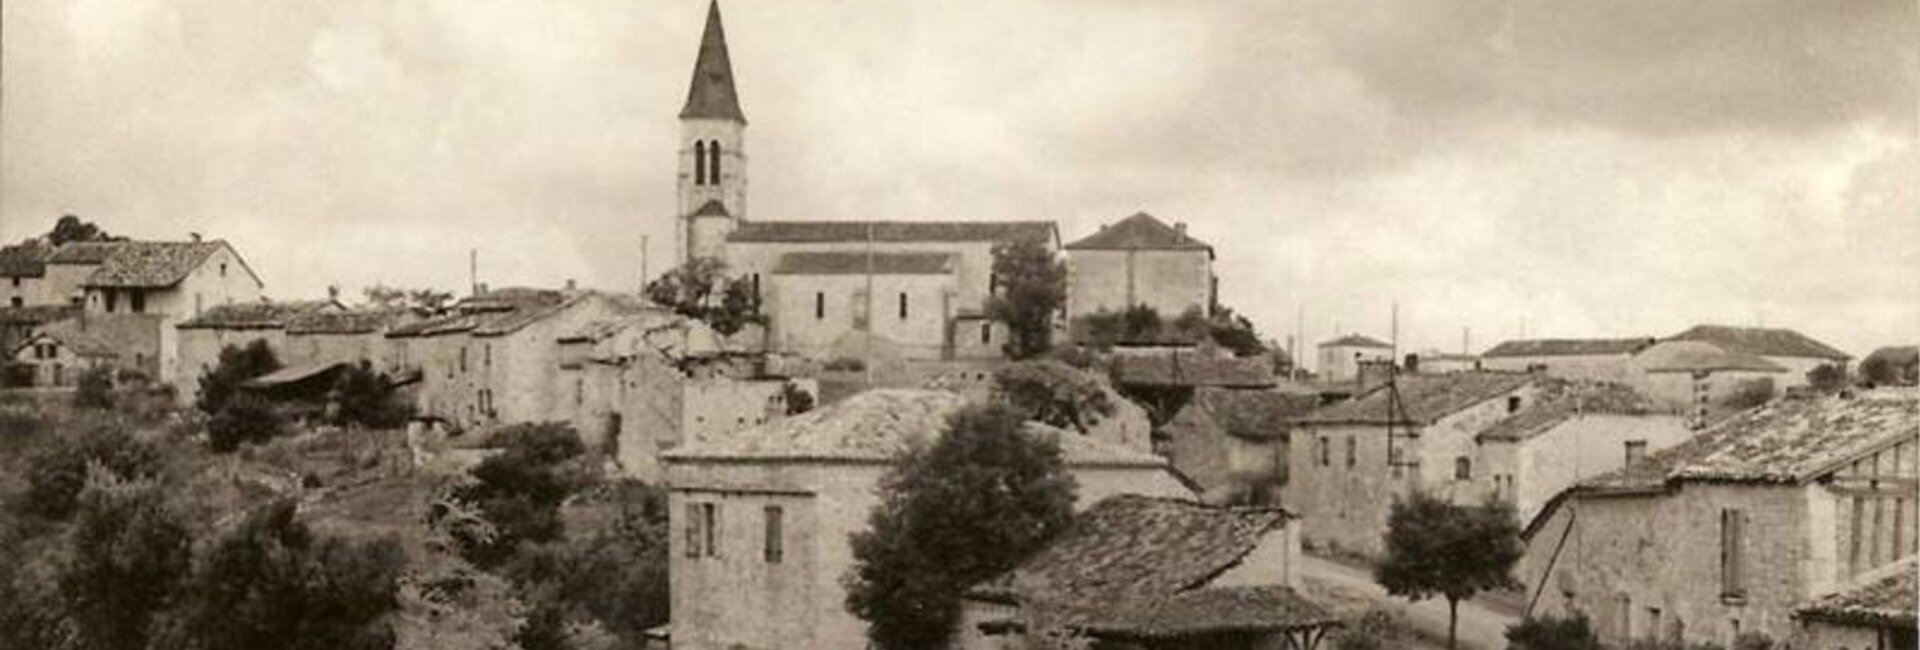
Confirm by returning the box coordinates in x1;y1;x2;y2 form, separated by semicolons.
992;359;1114;433
1806;362;1848;393
1205;304;1268;357
48;214;120;246
23;424;162;520
196;339;281;415
363;284;455;312
984;239;1067;359
846;403;1077;649
1506;613;1603;650
332;361;413;429
1376;492;1523;650
60;479;192;650
643;258;763;336
501;480;671;650
207;392;286;452
449;423;597;568
164;499;405;650
1722;377;1775;411
783;380;816;415
74;366;115;410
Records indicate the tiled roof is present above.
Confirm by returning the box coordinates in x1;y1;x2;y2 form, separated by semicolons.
25;319;119;358
286;309;403;335
727;220;1056;246
1477;380;1665;442
1293;372;1536;426
1111;351;1275;388
1633;340;1786;373
388;288;583;338
1063;212;1212;254
770;251;955;275
1579;390;1918;491
1320;334;1392;349
0;241;52;277
1668;325;1851;361
679;0;746;123
1482;337;1656;358
0;305;80;325
1189;387;1320;441
662;389;1166;466
82;241;225;288
1796;560;1917;627
971;495;1328;636
44;241;122;265
178;300;340;330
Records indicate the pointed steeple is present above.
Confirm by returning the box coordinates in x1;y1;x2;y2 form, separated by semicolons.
680;1;747;123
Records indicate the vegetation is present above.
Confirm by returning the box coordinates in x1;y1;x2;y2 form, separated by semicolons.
502;481;672;650
1375;492;1523;650
196;340;282;416
48;214;122;246
1723;377;1775;411
643;257;764;336
23;423;162;520
1071;304;1266;357
991;359;1114;433
363;283;456;312
331;362;414;429
1506;613;1603;650
846;403;1078;649
446;422;598;568
61;478;193;650
73;367;115;410
207;392;287;452
1806;362;1848;393
984;239;1068;359
1860;352;1915;386
783;380;816;415
1331;607;1417;650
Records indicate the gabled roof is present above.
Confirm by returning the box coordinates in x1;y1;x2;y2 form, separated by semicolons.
770;251;954;276
1110;351;1275;388
1476;380;1666;442
1292;372;1535;426
1185;387;1320;441
1633;340;1786;374
44;241;122;265
662;389;1165;467
1577;390;1917;491
1482;337;1656;358
1796;559;1917;627
0;241;52;278
726;220;1057;246
1320;334;1392;349
1063;212;1212;255
82;241;226;288
386;287;583;339
969;495;1331;637
679;1;746;123
21;320;118;358
178;299;341;330
1668;324;1851;361
286;309;405;335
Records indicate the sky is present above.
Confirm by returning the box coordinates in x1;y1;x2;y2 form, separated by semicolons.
1;0;1915;361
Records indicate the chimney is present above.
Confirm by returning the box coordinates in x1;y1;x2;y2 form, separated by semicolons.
1404;353;1420;375
1175;222;1187;234
565;278;577;292
327;285;340;301
189;232;202;242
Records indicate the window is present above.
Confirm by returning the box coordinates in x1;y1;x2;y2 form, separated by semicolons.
219;262;227;277
484;344;492;367
7;297;18;308
1720;509;1745;598
685;503;703;557
1850;497;1864;576
1318;436;1330;466
1455;456;1473;480
751;273;761;301
815;292;825;319
104;290;117;312
1625;440;1648;467
459;347;468;373
703;503;719;557
764;505;784;563
709;141;722;183
685;502;720;558
898;292;908;320
130;290;145;313
1507;396;1522;413
694;141;707;185
1345;436;1356;467
980;322;991;345
988;273;997;295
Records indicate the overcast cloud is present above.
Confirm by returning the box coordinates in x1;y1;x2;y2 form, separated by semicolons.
2;0;1914;359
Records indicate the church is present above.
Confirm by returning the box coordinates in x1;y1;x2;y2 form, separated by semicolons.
669;2;1213;362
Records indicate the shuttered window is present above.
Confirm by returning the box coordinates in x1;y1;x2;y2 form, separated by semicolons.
764;505;784;564
1720;509;1745;598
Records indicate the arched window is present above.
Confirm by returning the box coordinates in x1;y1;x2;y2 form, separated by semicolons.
693;141;707;185
1454;456;1473;480
709;140;723;184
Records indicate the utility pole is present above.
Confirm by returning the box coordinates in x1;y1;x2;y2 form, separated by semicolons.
640;234;650;293
469;249;478;297
864;221;875;387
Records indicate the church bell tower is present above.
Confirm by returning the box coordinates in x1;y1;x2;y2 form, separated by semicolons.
678;0;747;264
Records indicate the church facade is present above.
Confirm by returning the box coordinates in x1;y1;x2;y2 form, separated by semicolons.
670;2;1058;361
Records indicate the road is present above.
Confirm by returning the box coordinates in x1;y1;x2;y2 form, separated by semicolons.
1297;554;1520;650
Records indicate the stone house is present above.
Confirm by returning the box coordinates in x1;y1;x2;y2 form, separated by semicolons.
0;241;56;308
1481;337;1656;383
956;495;1340;650
1161;386;1319;505
1666;324;1852;388
1473;380;1691;523
1791;559;1915;650
175;299;345;401
764;251;962;360
1518;390;1918;648
0;305;79;381
1629;339;1787;426
26;314;165;383
1317;334;1393;383
659;389;1193;650
11;322;119;386
1282;372;1542;557
1062;212;1215;322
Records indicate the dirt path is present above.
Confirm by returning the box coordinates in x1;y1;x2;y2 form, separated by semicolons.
1297;554;1519;650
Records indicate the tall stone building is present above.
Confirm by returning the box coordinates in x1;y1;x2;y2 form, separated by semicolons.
677;0;749;263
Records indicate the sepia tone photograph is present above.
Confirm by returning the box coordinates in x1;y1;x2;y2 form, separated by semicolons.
0;1;1915;649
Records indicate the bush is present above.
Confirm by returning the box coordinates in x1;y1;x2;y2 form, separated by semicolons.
1333;607;1415;650
991;360;1114;432
60;479;192;650
783;381;815;415
73;367;115;410
23;424;162;520
505;481;671;650
1506;613;1603;650
331;362;413;429
196;339;280;415
207;392;286;452
448;423;597;567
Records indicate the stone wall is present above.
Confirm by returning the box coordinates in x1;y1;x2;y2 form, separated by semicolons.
1065;248;1211;320
767;272;956;360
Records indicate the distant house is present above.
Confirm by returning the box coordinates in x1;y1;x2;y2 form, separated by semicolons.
11;324;118;387
1161;387;1319;504
660;389;1192;650
1629;339;1787;426
0;305;80;378
1481;337;1656;383
1473;380;1690;523
0;241;55;307
1861;345;1918;387
1407;350;1481;375
27;315;164;383
1317;334;1392;383
1666;325;1852;388
1063;212;1216;322
956;495;1340;650
1791;559;1915;650
175;299;345;401
1520;390;1917;648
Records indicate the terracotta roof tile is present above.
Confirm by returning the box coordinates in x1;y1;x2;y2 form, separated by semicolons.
770;251;954;275
44;241;122;265
1063;212;1212;254
1477;379;1666;442
1579;390;1918;490
82;241;224;288
1294;372;1536;426
1093;585;1339;638
178;300;340;330
286;309;405;335
1483;337;1656;358
1668;324;1851;361
1190;387;1320;441
727;220;1056;245
1634;340;1788;373
0;305;81;325
1796;560;1917;627
0;241;52;278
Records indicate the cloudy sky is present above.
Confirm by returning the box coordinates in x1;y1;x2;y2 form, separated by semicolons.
2;0;1914;360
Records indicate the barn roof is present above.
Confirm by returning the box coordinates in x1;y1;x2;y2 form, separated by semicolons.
1482;337;1656;358
1796;560;1917;627
81;241;230;288
1667;324;1851;361
1293;372;1535;426
1476;380;1666;442
1063;212;1212;255
1633;340;1787;374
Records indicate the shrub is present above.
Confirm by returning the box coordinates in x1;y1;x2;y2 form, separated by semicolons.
59;479;192;650
505;484;671;650
991;360;1114;432
73;367;115;410
23;424;162;520
331;362;413;429
983;239;1068;359
1333;607;1415;650
449;423;596;567
207;392;286;452
1506;613;1603;650
196;340;280;415
783;381;815;415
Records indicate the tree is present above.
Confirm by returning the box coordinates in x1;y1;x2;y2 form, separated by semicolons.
992;359;1114;433
846;403;1078;649
48;214;119;246
60;478;192;650
1375;492;1523;650
644;258;763;336
1806;362;1848;393
1205;304;1268;357
73;366;115;410
23;424;162;520
207;392;286;452
783;381;816;415
331;361;413;429
363;284;454;312
503;481;672;650
448;423;598;567
984;239;1067;359
1505;613;1603;650
196;339;281;415
1722;377;1775;411
164;499;405;650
